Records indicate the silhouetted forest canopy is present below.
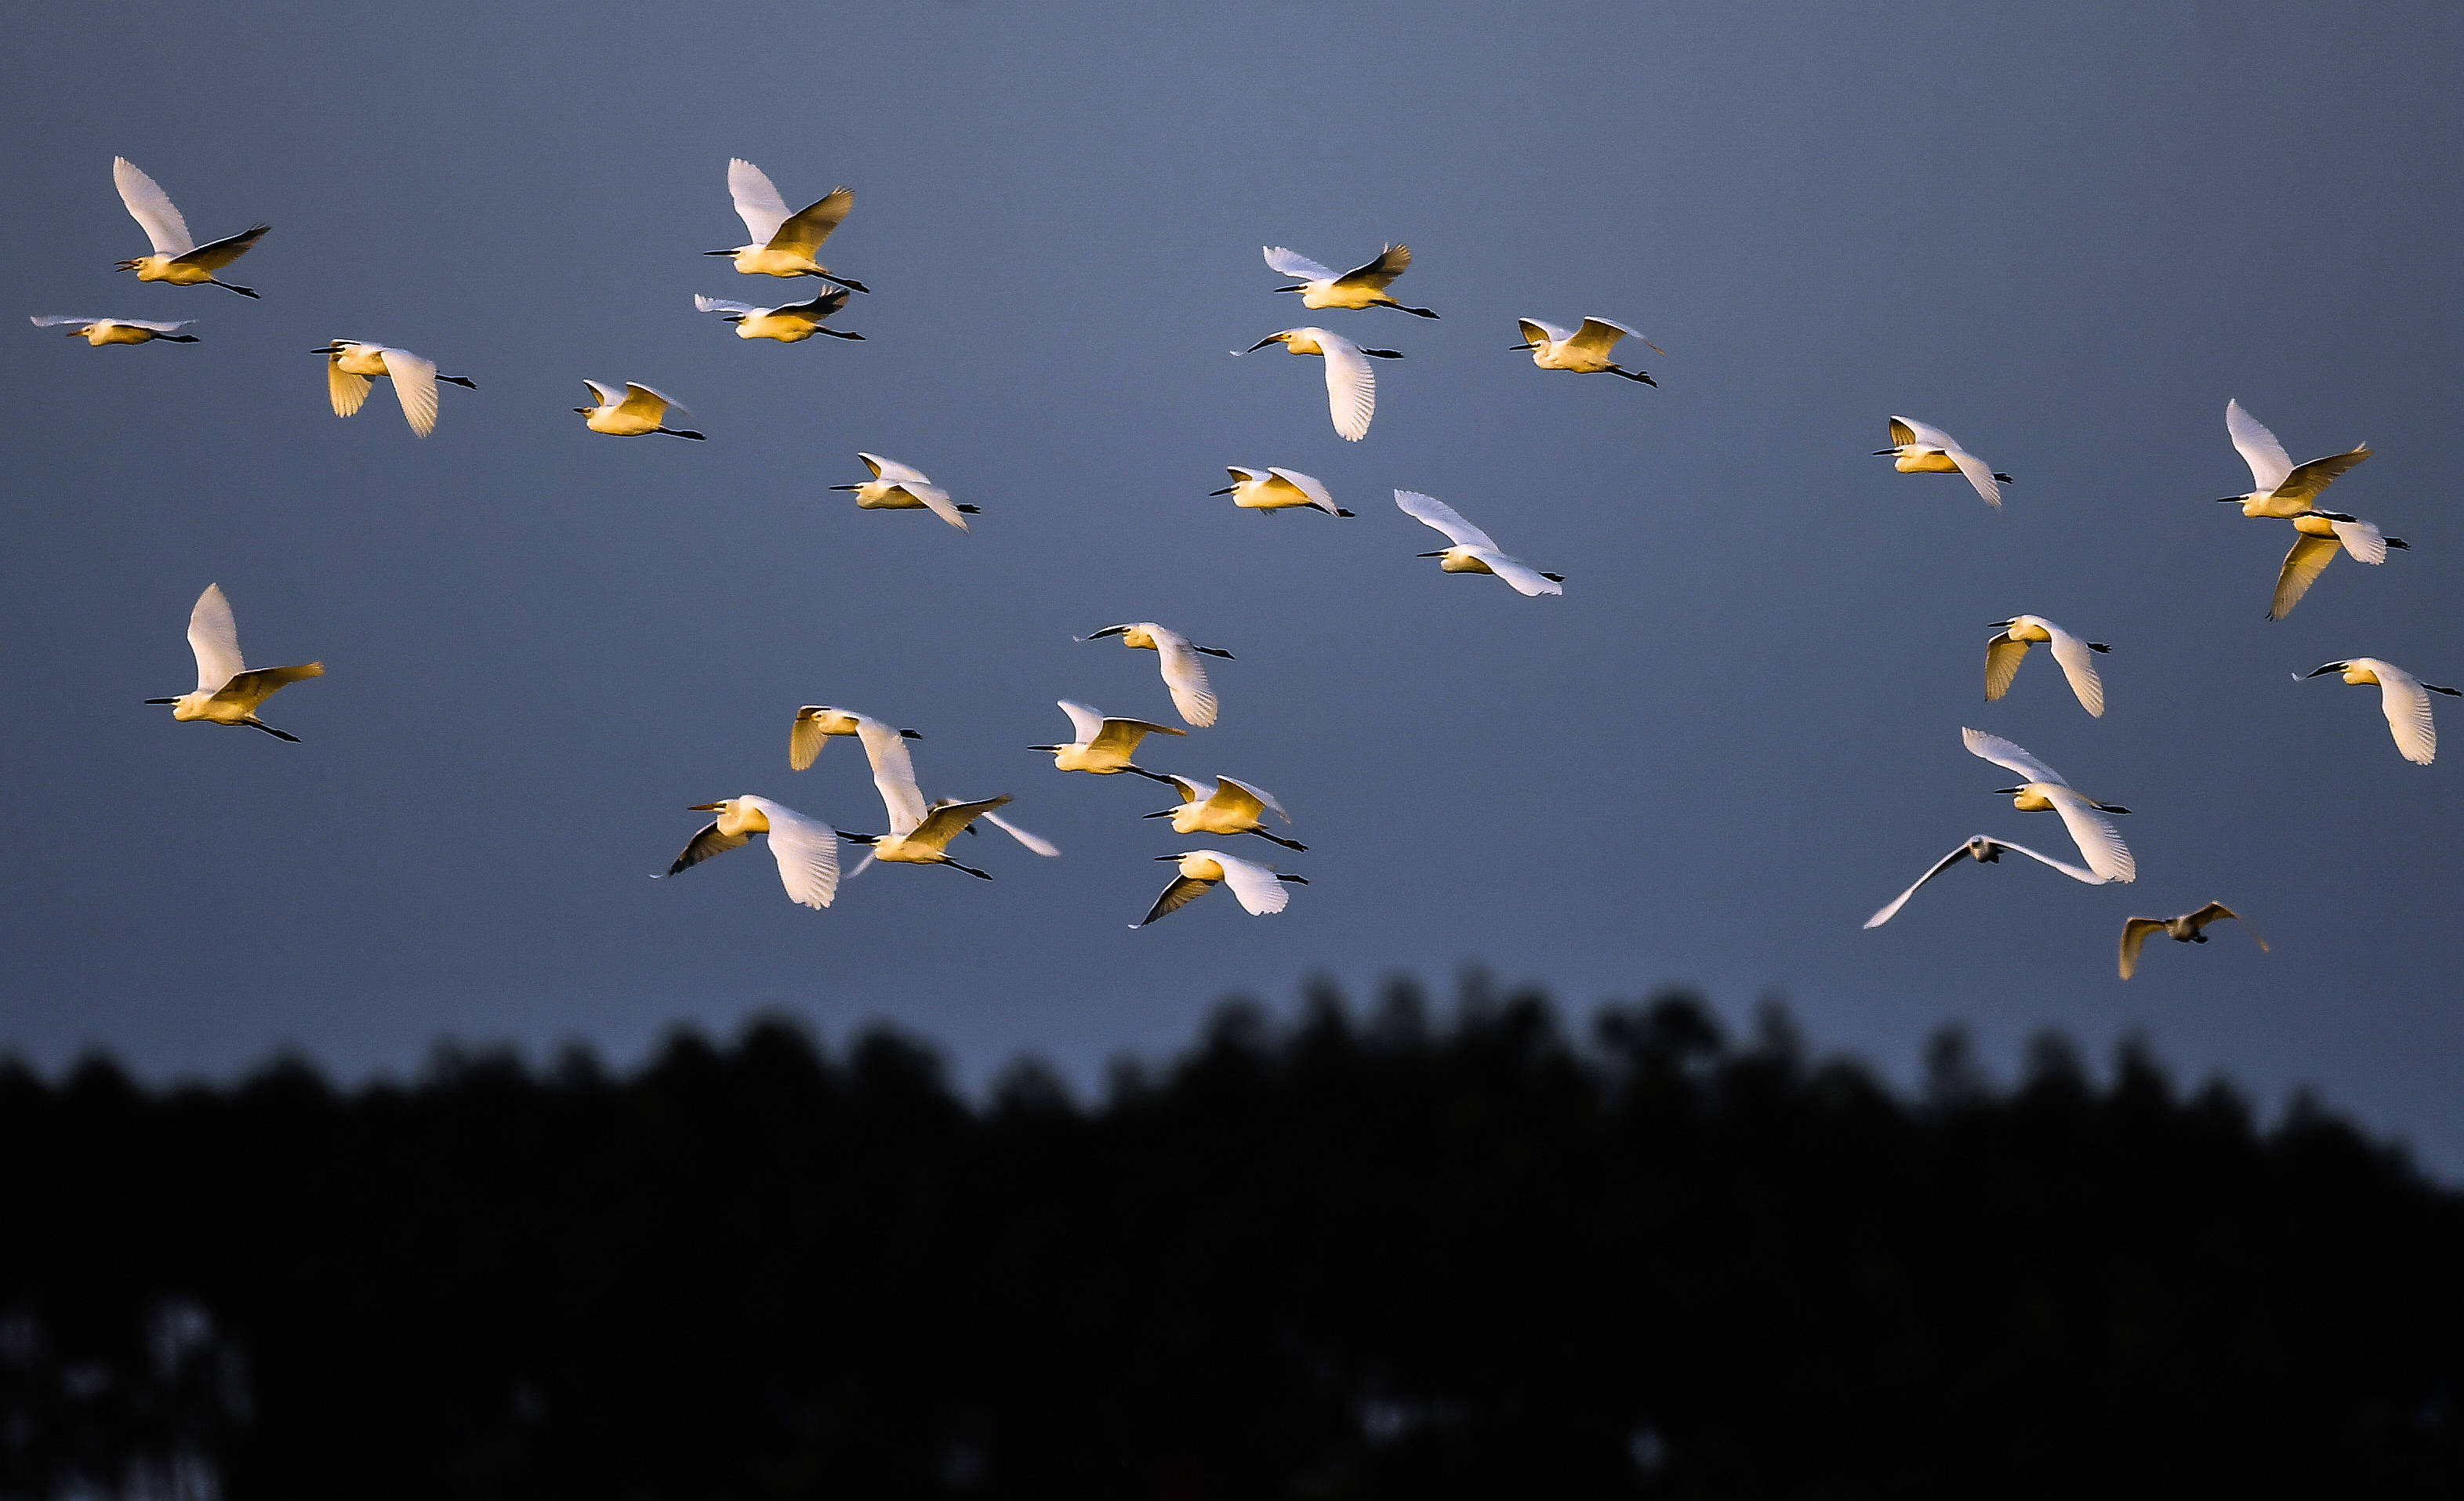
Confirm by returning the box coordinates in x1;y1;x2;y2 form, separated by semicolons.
5;978;2460;1498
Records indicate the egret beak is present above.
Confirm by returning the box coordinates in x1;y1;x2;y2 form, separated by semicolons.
1507;343;1532;350
1025;745;1060;752
1871;449;1900;456
572;407;593;414
1986;620;2014;629
1239;335;1281;353
1207;486;1235;496
1152;854;1185;861
826;484;860;491
686;802;725;811
306;346;342;354
1988;787;2024;796
1415;550;1447;558
701;249;736;256
2212;497;2245;503
2300;663;2345;678
114;260;138;273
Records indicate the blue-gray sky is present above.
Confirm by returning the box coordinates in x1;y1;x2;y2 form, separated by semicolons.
4;3;2458;1168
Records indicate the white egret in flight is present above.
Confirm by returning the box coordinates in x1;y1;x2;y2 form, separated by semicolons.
1142;775;1305;850
838;783;1045;883
1262;244;1437;317
1510;317;1660;384
1961;728;2134;882
2215;399;2369;517
1863;836;2104;930
660;796;840;909
111;159;267;297
826;454;977;529
2118;903;2268;980
2264;513;2407;620
311;342;476;438
1132;850;1308;928
706;158;867;292
1985;616;2111;716
1080;623;1232;727
143;584;323;742
1875;416;2009;507
1234;328;1400;441
793;707;1057;860
575;381;704;440
1208;466;1352;517
1394;490;1563;596
1031;702;1184;780
692;289;864;343
2297;658;2459;766
32;315;198;346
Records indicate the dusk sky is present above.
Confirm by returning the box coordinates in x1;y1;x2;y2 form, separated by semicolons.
5;4;2458;1170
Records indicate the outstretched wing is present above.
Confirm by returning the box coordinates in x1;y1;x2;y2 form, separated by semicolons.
379;348;441;437
1214;776;1291;825
854;716;929;834
1058;700;1108;745
1263;245;1337;281
1212;852;1295;915
1152;631;1217;727
2186;901;2268;952
2270;533;2339;620
216;662;323;711
2373;666;2437;766
1136;875;1214;927
1861;843;1972;929
910;794;1011;851
1983;634;2030;702
727;158;790;245
789;708;833;772
667;821;749;876
890;484;969;531
743;796;840;909
114;158;194;256
774;288;851;321
328;357;373;419
1318;332;1377;441
1992;839;2106;884
2043;624;2106;717
176;225;267;271
188;583;244;691
858;452;934;486
2328;517;2386;564
2117;918;2164;980
1887;416;1918;449
1393;489;1496;550
695;294;766;317
1334;243;1410;291
618;383;679;422
1475;550;1564;598
769;188;855;258
582;379;624;408
2225;399;2294;493
1961;727;2067;787
31;316;100;329
1265;467;1338;514
1890;415;1956;450
2269;445;2369;506
981;810;1059;857
2045;787;2134;883
1569;317;1646;357
1519;318;1571;347
1947;448;2003;508
1090;717;1183;758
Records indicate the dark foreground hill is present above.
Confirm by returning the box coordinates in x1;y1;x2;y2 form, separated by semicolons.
4;980;2459;1498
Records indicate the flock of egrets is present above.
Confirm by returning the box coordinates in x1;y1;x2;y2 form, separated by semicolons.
45;157;2451;966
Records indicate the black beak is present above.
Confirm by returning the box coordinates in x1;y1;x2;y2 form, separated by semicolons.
1871;449;1899;456
1415;550;1446;558
826;484;860;491
2301;664;2344;678
572;407;592;414
2212;497;2244;503
702;249;735;256
1989;786;2023;795
1240;335;1280;353
1026;745;1059;752
1152;854;1184;861
1207;487;1235;495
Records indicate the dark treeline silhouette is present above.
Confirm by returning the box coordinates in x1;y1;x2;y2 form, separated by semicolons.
4;978;2459;1498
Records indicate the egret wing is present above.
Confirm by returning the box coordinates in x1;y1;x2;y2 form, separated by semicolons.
858;452;934;486
1393;489;1496;550
1265;468;1338;513
1476;550;1564;598
114;318;195;332
1887;416;1918;448
379;348;441;437
982;810;1059;857
774;288;850;321
1947;448;2003;508
2044;624;2107;716
1891;415;1958;450
769;188;854;258
891;484;968;531
176;225;267;272
2187;901;2269;952
1162;775;1210;804
743;796;840;908
2226;400;2293;492
2328;518;2386;565
668;821;749;876
909;795;1010;853
2270;534;2339;620
854;716;928;834
1862;843;1972;930
1992;839;2107;885
618;383;679;422
695;294;766;317
114;158;193;256
30;316;100;329
216;662;323;711
727;158;790;245
1210;852;1294;915
2268;445;2368;506
1568;317;1638;357
1334;243;1409;290
1984;635;2030;702
1961;727;2067;787
789;708;833;771
1153;632;1217;727
1263;246;1337;281
1519;318;1572;346
2374;666;2437;766
2046;787;2134;883
2118;918;2164;980
328;358;373;419
1090;717;1183;758
1058;701;1108;745
582;379;624;407
1214;776;1290;824
1318;332;1377;441
1136;875;1214;926
188;584;244;691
